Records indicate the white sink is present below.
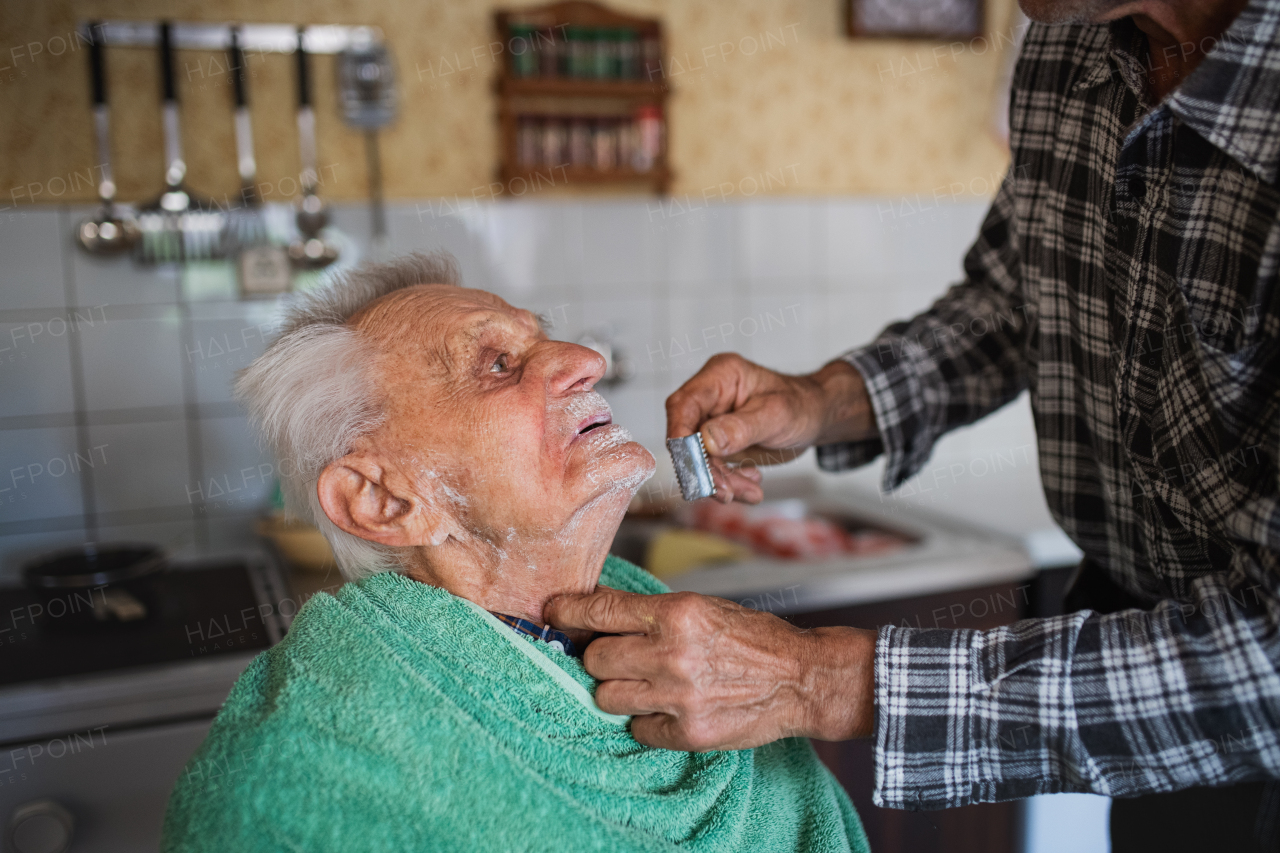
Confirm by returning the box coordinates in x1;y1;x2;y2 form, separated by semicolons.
665;478;1037;614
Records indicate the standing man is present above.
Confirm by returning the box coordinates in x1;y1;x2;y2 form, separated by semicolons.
547;0;1280;848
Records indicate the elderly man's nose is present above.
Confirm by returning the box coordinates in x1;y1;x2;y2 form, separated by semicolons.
545;342;607;393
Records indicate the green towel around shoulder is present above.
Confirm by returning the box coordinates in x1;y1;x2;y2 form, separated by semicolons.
162;554;870;852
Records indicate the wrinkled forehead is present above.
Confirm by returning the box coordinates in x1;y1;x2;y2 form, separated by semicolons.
349;284;544;369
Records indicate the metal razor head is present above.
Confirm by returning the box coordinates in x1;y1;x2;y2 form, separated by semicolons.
667;433;717;501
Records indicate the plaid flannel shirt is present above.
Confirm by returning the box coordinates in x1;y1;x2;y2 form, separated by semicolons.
816;3;1280;810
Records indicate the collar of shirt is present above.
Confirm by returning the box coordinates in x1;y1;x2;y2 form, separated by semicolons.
488;611;582;658
1072;1;1280;185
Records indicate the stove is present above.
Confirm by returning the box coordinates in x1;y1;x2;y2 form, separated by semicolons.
0;550;293;853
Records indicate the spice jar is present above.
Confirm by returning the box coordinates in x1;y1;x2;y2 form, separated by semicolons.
593;29;617;79
569;118;592;167
517;117;541;167
537;28;560;77
617;119;637;170
508;25;538;78
541;118;567;168
616;29;639;79
593;119;618;171
633;104;662;172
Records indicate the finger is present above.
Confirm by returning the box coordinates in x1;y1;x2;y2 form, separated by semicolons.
701;384;809;457
629;713;695;751
699;410;768;458
593;678;665;717
582;634;665;681
707;458;763;504
723;469;763;504
544;588;659;634
709;459;735;504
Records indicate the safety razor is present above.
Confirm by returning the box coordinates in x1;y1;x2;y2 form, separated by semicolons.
667;433;717;501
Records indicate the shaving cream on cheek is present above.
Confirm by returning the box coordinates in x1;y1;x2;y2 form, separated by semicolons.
404;455;474;546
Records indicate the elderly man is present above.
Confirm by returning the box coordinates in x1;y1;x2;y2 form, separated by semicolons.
160;252;869;853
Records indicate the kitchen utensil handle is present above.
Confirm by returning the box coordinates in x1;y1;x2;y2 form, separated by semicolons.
296;29;319;189
229;28;256;184
87;21;106;106
94;107;115;203
295;27;311;108
297;107;317;190
229;28;248;108
159;21;177;103
158;22;185;188
86;22;115;202
365;129;387;241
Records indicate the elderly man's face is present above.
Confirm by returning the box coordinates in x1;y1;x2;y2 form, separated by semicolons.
352;285;654;552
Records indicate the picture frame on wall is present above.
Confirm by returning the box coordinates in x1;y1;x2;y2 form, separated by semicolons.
846;0;984;39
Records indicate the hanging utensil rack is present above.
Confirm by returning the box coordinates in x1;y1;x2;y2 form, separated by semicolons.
75;21;385;55
74;20;388;276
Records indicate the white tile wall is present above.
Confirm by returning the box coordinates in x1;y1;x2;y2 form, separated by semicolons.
0;426;88;525
79;312;186;411
0;320;77;418
0;209;67;310
87;420;194;516
0;196;1067;580
739;199;819;281
186;301;279;404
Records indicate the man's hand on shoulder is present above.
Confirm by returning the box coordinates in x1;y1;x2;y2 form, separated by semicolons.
546;587;876;751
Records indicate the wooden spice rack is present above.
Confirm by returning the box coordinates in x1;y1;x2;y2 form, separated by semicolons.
494;1;671;195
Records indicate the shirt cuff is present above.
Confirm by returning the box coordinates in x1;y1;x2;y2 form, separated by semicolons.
814;344;931;492
872;620;1096;810
872;624;983;809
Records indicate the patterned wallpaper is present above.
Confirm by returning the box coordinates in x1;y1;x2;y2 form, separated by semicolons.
0;0;1019;204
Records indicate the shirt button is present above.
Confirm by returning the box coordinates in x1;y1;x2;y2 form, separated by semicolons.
548;640;565;653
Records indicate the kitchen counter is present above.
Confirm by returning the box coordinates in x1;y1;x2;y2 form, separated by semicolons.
658;479;1066;615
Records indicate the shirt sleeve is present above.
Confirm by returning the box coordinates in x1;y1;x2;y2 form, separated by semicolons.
873;546;1280;810
815;167;1034;491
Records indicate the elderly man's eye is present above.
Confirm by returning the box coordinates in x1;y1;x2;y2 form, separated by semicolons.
490;354;511;374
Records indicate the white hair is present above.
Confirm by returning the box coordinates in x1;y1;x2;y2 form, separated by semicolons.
235;251;461;581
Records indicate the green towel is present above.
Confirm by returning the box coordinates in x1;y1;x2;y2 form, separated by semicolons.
162;555;870;852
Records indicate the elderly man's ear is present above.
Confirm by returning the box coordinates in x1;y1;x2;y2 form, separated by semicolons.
317;455;464;548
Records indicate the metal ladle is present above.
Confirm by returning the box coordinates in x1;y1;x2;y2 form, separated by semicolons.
76;21;138;256
288;27;339;270
338;28;396;262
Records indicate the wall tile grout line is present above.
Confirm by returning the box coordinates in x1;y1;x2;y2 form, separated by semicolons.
0;302;202;324
0;505;262;538
176;292;209;553
59;207;98;539
0;402;244;432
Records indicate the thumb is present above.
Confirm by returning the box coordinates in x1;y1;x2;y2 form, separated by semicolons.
544;587;653;634
629;713;685;750
700;402;777;457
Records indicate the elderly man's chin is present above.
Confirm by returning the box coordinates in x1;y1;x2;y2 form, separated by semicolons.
566;424;656;507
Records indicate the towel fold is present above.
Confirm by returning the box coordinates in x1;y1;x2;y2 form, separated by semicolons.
161;554;869;852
